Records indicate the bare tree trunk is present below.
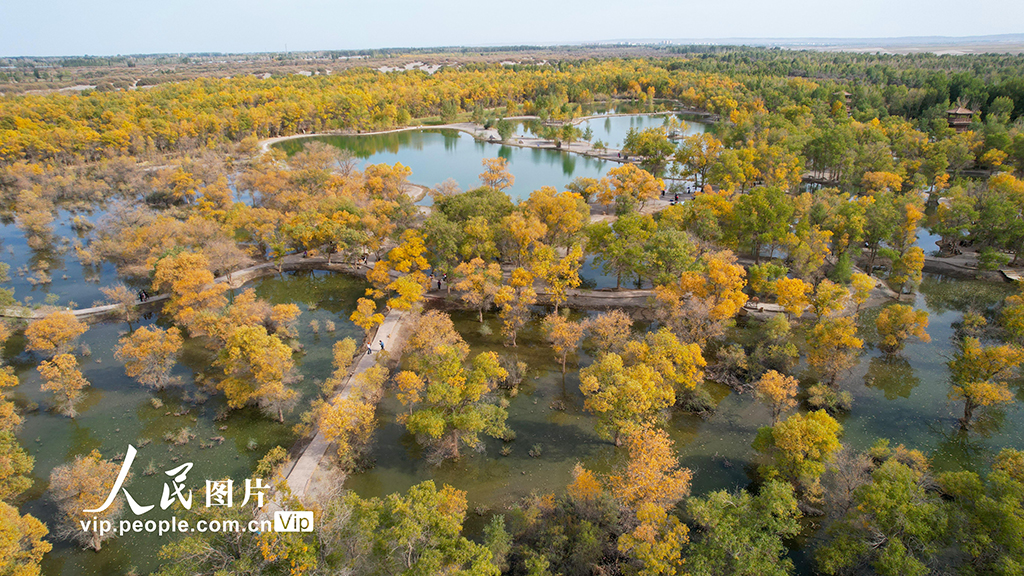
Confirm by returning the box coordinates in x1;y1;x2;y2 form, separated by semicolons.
961;401;975;431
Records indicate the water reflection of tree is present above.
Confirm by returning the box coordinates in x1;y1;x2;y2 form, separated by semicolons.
561;153;576;177
930;424;992;473
27;243;64;282
863;355;920;400
920;275;1010;316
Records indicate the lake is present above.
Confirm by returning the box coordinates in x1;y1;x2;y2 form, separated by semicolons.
275;112;706;202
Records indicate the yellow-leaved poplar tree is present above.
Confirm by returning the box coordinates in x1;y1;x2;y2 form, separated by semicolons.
152;251;228;334
585;309;634;355
608;425;692;512
807;317;863;385
216;325;299;422
0;501;51;576
948;337;1024;430
350;298;385;343
772;277;811;319
755;370;800;425
876;304;930;354
114;325;184;389
753;410;842;498
453;257;503;322
655;250;747;344
49;450;123;551
494;267;537;347
542;313;585;374
25;311;87;356
38;353;90;418
850;272;875;311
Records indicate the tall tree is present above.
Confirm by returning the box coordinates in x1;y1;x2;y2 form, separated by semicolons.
754;370;799;425
523;186;589;250
49;450;123;551
601;164;663;213
0;431;33;502
24;311;87;357
622;127;676;173
588;212;657;290
585;309;634;355
532;243;583;313
733;187;794;263
114;326;184;390
480;157;515;191
609;425;692;512
753;410;842;497
542;313;585;374
454;258;503;322
655;250;747;344
152;251;228;334
38;353;90;418
876;304;930;354
817;447;945;576
0;501;51;576
579;353;675;446
674;132;724;187
686;481;801;576
807;317;863;385
494;267;537;347
948;337;1024;430
394;314;508;460
350;297;385;344
216;325;300;422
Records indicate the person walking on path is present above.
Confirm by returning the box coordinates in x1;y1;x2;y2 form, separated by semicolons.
379;340;385;352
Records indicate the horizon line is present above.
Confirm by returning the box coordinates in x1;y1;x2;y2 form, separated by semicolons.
3;33;1024;60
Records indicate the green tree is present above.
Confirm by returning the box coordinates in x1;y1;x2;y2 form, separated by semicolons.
587;213;657;290
394;315;508;460
817;447;945;576
0;430;33;502
623;127;676;173
674;132;724;187
948;337;1024;430
342;481;499;574
939;448;1024;575
686;481;801;576
753;410;842;497
732;187;794;263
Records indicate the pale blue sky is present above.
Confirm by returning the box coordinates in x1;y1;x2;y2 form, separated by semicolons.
1;0;1022;57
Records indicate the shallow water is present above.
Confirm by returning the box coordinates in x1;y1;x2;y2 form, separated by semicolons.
345;274;1020;569
8;270;367;576
0;208;123;310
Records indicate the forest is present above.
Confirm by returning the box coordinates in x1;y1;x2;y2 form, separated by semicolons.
1;47;1024;576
